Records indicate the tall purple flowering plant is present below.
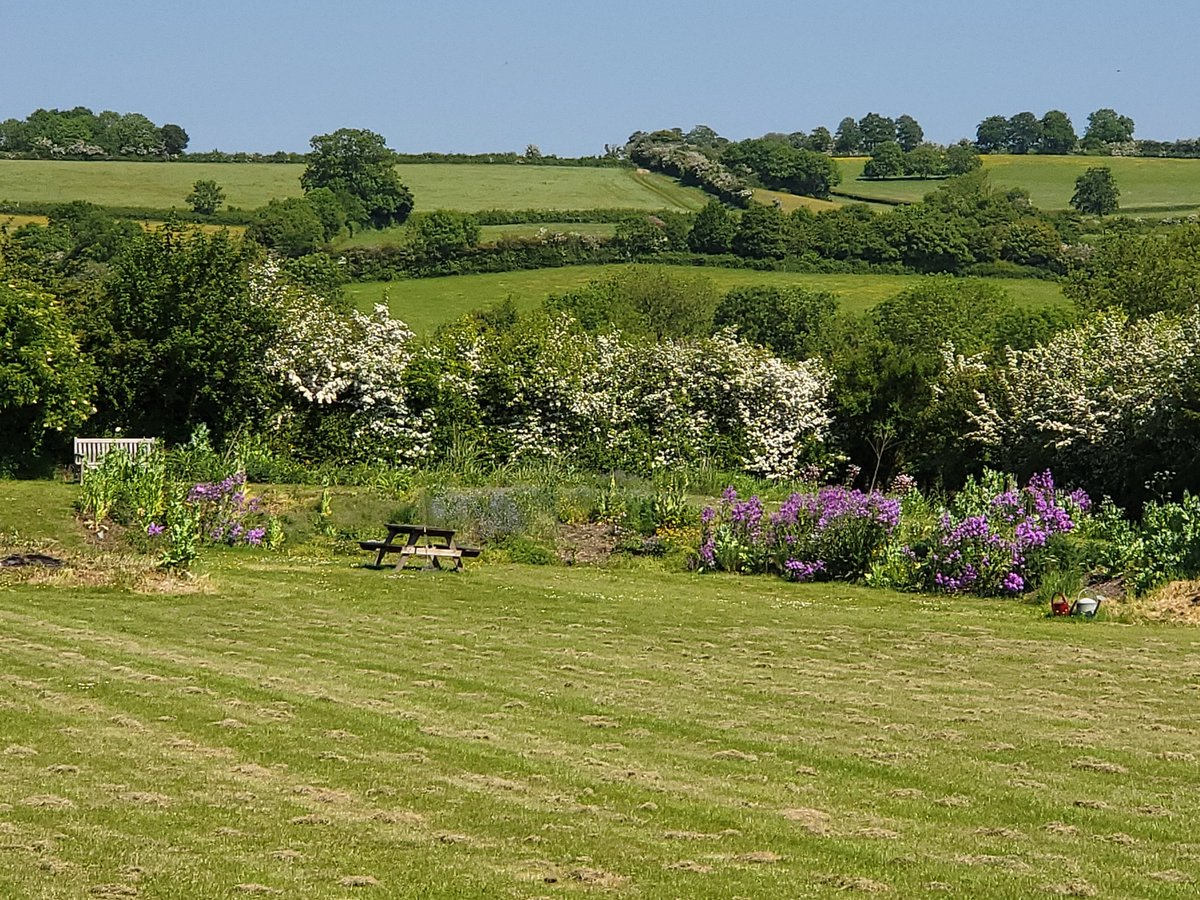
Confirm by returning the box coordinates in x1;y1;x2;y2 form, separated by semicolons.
700;485;901;581
915;470;1089;596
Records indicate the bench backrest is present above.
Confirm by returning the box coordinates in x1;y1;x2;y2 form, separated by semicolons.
73;437;157;474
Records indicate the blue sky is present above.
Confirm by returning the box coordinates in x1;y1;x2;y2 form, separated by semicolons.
6;1;1197;155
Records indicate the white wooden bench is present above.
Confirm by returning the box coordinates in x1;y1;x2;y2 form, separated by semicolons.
73;437;158;478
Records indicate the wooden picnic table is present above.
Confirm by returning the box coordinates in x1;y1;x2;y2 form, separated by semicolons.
359;524;480;570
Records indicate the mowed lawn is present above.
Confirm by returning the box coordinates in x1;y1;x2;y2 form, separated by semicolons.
832;155;1200;212
0;482;1197;898
346;266;1067;335
0;161;706;214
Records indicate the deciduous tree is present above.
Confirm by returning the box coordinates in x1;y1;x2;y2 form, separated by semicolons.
301;128;414;229
1070;167;1119;216
185;179;224;215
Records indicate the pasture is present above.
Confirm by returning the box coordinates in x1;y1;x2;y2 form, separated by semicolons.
832;155;1200;213
1;480;1197;898
0;161;706;214
346;266;1067;335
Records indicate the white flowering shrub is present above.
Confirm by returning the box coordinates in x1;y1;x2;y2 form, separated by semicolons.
257;260;832;476
256;260;430;463
410;315;832;479
944;308;1200;503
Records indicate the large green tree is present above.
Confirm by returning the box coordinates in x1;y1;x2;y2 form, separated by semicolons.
0;279;94;472
1070;166;1120;216
863;141;906;179
732;203;789;259
301;128;414;229
1083;108;1135;146
87;225;280;443
1006;112;1042;154
858;112;896;152
833;117;862;154
894;114;924;152
1038;110;1077;153
688;200;736;254
975;115;1009;153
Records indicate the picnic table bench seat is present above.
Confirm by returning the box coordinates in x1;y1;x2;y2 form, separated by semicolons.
359;523;478;570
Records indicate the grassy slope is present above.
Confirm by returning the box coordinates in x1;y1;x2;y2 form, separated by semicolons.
346;266;1066;335
832;155;1200;212
0;161;706;214
0;481;1197;898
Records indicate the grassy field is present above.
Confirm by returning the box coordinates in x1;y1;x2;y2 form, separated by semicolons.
0;161;706;214
1;480;1198;898
346;266;1067;335
751;188;843;213
832;155;1200;213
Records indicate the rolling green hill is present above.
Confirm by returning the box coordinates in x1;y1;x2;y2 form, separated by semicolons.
832;154;1200;213
0;160;707;213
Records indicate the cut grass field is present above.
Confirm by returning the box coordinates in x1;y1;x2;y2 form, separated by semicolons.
346;265;1067;335
0;161;707;214
1;480;1198;897
832;154;1200;213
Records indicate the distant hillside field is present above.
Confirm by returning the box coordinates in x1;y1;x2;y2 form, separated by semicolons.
347;266;1066;335
0;160;707;213
832;155;1200;213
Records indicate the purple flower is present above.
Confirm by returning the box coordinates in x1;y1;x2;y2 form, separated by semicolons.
147;523;164;537
245;527;266;546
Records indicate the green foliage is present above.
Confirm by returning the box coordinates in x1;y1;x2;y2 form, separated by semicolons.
303;187;348;241
79;447;167;526
544;266;720;340
87;224;280;444
1083;107;1135;147
862;142;905;179
721;138;841;198
1038;110;1077;154
713;285;837;360
159;492;200;571
185;179;224;215
301;128;414;229
687;200;736;254
1070;166;1120;216
732;203;788;259
1130;493;1200;593
944;141;982;175
894;114;924;152
246;197;326;257
1064;222;1200;317
0;279;94;473
833;117;862;154
406;210;481;261
857;112;895;152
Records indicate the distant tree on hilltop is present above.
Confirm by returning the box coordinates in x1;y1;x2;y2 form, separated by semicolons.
301;128;414;230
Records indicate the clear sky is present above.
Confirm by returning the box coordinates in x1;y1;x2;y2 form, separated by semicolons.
6;1;1197;155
